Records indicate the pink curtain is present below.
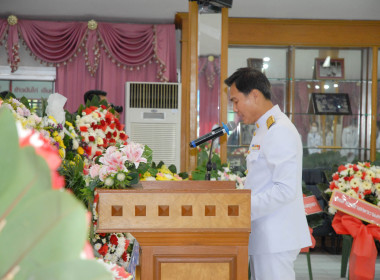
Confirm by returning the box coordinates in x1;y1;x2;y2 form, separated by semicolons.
3;18;177;122
198;56;220;136
0;19;7;42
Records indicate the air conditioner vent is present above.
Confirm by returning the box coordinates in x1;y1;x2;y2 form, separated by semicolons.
129;83;179;109
125;82;182;169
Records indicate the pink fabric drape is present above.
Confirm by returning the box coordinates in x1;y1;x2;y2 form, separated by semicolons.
0;19;7;42
3;18;176;122
198;56;220;136
98;23;155;66
18;20;87;64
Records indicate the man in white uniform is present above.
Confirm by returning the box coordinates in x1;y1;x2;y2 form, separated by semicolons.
225;68;311;280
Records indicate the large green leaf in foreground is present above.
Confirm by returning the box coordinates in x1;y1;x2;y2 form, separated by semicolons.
0;108;112;280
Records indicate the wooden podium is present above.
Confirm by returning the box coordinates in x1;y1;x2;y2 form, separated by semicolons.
97;181;251;280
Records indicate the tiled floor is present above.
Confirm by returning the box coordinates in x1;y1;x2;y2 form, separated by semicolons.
295;252;380;280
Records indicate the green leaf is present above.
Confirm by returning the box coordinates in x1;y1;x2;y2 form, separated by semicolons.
168;164;177;174
25;260;113;280
157;161;165;169
178;172;189;179
0;108;20;190
19;96;31;109
0;109;112;280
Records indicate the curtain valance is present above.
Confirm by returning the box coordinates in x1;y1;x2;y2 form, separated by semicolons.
0;16;173;81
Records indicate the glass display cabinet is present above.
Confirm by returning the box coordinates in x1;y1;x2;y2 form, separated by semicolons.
226;46;375;169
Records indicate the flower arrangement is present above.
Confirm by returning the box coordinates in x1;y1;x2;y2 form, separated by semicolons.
88;142;152;189
76;105;128;160
215;166;246;189
325;162;380;215
0;97;43;131
192;143;246;188
141;163;185;181
92;232;134;267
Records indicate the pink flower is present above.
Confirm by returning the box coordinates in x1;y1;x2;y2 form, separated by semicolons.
99;149;128;172
121;142;147;168
89;164;101;178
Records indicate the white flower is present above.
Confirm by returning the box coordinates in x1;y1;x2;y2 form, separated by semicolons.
328;207;337;215
362;180;372;190
349;178;361;188
96;137;104;145
104;253;111;261
104;177;114;187
94;243;101;250
346;189;358;198
116;173;126;181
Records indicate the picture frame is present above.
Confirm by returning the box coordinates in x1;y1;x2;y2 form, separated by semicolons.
308;93;352;115
239;123;255;146
315;58;345;80
247;58;263;72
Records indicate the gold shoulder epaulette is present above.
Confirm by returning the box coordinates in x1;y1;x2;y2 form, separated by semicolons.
266;115;275;129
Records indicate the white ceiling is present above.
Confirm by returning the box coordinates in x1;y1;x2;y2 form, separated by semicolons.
1;0;380;23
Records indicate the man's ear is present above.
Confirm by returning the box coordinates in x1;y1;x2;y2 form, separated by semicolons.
250;89;260;103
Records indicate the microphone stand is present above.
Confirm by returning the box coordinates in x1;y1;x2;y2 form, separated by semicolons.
205;138;215;181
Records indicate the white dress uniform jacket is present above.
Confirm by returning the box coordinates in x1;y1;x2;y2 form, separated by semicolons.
245;105;311;255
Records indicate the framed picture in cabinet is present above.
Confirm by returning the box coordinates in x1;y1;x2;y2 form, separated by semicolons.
308;93;352;115
315;58;345;79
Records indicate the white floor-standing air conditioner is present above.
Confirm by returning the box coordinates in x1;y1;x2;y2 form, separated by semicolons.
125;82;182;170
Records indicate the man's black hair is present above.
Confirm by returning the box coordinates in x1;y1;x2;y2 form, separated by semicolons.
0;90;16;100
224;67;272;100
83;90;107;103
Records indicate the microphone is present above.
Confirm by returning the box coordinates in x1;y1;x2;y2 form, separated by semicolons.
189;121;237;148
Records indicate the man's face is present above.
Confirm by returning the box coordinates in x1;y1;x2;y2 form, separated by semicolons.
229;83;258;124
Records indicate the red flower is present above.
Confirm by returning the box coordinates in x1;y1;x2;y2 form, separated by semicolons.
124;239;130;250
364;162;371;168
364;190;372;195
329;182;338;190
95;151;102;157
93;193;99;204
79;126;88;132
121;251;128;262
352;187;359;193
116;123;123;131
372;177;380;184
19;131;64;190
113;131;117;137
344;176;354;182
99;233;106;237
352;165;359;172
88;136;95;142
110;234;119;246
361;172;366;180
85;146;92;156
100;120;106;126
109;123;116;129
119;133;128;141
98;244;108;256
338;165;347;173
332;173;340;181
100;105;107;110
